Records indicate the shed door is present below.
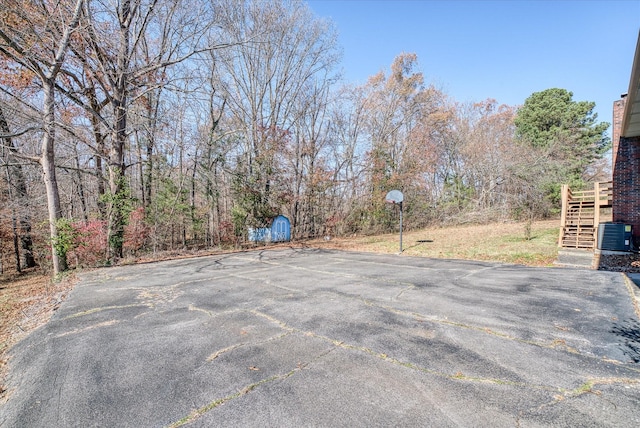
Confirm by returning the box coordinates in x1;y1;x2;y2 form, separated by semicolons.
273;218;289;242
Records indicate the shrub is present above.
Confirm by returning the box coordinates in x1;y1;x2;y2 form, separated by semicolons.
124;207;149;254
66;220;108;267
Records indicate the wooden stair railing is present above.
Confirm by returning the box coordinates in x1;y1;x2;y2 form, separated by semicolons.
558;181;613;249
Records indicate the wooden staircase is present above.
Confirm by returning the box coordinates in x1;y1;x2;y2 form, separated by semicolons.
558;181;612;249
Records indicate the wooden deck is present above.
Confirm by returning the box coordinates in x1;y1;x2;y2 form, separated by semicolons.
558;181;612;249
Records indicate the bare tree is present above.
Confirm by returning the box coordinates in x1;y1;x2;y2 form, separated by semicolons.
285;79;334;238
354;53;436;232
55;0;225;260
213;0;339;230
0;0;85;275
0;103;36;270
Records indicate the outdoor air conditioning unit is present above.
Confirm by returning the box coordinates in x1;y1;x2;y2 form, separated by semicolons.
597;223;632;252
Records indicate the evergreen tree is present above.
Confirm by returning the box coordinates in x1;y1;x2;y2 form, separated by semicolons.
514;88;610;184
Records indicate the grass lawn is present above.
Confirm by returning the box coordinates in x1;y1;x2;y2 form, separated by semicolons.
309;219;560;267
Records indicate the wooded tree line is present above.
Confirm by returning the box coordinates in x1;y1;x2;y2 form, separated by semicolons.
0;0;610;276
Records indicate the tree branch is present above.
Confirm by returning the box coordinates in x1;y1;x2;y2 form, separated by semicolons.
0;126;43;139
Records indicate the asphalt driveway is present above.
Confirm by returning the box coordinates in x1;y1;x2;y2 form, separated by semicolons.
2;248;640;427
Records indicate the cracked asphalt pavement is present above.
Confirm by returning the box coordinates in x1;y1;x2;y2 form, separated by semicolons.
2;248;640;427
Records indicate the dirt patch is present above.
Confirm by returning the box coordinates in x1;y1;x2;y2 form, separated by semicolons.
0;269;76;398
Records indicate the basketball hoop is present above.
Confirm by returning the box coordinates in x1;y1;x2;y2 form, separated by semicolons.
385;190;404;253
385;190;404;204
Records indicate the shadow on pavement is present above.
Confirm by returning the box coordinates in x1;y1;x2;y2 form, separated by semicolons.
612;318;640;363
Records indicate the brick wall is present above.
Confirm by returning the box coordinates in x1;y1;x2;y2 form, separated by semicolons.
612;97;626;167
612;132;640;243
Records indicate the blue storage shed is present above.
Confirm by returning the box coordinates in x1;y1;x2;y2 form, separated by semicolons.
247;215;291;243
248;227;271;243
270;215;291;242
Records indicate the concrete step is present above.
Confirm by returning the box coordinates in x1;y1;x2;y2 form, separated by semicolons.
555;248;595;268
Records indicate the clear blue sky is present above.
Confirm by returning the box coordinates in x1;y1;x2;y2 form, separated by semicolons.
308;0;640;135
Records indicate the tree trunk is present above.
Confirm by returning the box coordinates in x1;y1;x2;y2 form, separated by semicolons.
75;147;89;221
134;131;146;208
86;84;108;220
190;148;198;243
95;153;107;220
144;139;153;209
12;209;21;273
143;92;157;210
107;100;127;260
41;81;68;275
0;104;36;268
107;0;133;261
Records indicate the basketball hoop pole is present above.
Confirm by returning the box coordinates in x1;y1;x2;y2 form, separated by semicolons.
399;201;403;253
385;190;404;254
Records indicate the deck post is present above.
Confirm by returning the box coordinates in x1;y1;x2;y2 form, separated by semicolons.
593;182;601;245
558;184;569;247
